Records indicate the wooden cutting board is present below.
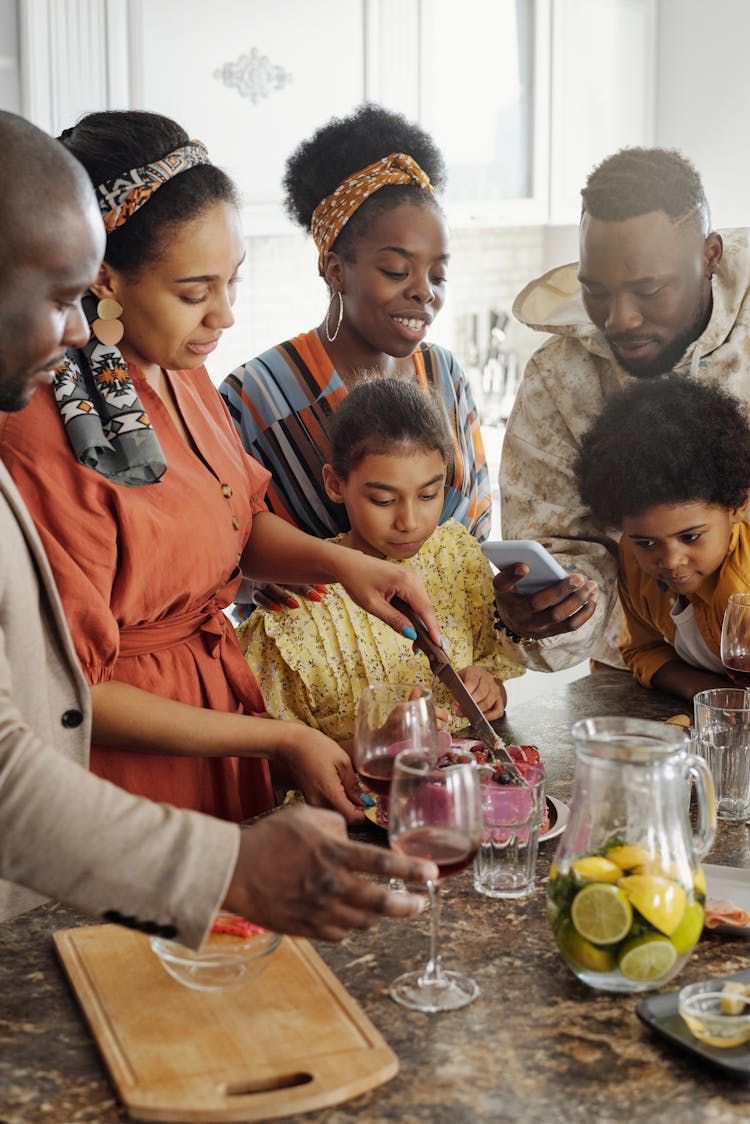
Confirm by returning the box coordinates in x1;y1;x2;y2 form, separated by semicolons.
54;924;398;1122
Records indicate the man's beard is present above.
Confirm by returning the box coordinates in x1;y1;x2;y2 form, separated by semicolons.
609;299;710;379
0;387;29;412
0;369;36;412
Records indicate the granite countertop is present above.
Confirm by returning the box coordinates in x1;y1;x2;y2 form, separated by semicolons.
2;670;750;1124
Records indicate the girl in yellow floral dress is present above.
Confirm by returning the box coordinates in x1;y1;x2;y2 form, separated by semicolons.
238;379;524;743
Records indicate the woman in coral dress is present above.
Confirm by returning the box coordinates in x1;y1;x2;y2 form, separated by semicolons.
0;110;440;824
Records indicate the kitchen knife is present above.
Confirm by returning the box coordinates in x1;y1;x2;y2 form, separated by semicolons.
391;595;527;783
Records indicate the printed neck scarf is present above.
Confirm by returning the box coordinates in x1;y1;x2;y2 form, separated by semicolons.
53;294;166;486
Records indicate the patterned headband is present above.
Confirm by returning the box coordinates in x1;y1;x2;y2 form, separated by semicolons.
96;140;211;233
310;152;434;275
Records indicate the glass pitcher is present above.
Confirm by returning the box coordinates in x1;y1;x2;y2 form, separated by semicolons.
548;717;716;994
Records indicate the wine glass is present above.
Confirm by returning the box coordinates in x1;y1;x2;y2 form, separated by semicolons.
353;683;438;799
721;593;750;687
387;747;483;1012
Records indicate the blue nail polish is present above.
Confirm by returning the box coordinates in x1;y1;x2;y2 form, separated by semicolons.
402;625;417;641
360;792;376;807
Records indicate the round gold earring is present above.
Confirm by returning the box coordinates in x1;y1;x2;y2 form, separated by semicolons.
325;291;344;343
91;297;124;346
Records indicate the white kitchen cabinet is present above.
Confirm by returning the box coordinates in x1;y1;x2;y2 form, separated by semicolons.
16;0;655;231
16;0;551;230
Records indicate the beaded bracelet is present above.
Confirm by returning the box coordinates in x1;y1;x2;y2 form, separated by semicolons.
492;608;538;645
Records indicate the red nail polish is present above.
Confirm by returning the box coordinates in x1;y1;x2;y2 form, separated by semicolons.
271;602;282;612
307;590;322;603
286;597;300;609
315;584;328;594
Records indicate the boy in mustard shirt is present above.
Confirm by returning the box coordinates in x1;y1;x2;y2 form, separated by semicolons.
576;375;750;701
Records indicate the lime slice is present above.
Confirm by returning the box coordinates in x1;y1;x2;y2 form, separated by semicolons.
618;874;686;936
670;900;704;955
571;856;622;884
618;933;677;982
558;921;617;973
571;883;633;945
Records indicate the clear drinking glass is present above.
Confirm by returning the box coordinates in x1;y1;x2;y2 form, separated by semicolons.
721;592;750;687
473;763;546;898
387;748;483;1012
694;687;750;821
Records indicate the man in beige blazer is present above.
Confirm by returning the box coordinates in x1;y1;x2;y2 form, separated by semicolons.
0;111;435;947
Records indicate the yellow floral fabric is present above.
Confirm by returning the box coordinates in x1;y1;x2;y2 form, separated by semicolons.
238;520;524;742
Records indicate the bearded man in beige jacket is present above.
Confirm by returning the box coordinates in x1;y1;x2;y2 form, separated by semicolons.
0;110;435;946
495;147;742;673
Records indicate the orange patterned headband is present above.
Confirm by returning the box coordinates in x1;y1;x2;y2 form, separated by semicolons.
310;152;434;275
96;140;211;233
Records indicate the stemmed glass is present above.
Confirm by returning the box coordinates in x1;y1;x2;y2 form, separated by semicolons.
387;747;483;1012
721;593;750;687
353;683;438;799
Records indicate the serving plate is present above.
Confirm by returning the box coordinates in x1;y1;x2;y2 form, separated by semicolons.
703;864;750;937
637;967;750;1078
364;795;569;843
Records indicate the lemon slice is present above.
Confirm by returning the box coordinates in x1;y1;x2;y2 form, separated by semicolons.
693;866;706;896
618;874;686;936
558;921;617;973
571;856;622;884
618;933;677;982
571;883;633;945
605;843;651;871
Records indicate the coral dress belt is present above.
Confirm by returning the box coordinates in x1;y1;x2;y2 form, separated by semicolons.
117;593;261;713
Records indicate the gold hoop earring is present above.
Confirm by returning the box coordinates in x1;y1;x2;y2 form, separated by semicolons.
91;297;124;346
325;290;344;343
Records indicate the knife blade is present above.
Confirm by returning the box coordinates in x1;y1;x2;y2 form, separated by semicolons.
391;595;527;783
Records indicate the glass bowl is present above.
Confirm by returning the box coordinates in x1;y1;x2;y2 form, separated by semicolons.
678;979;750;1048
150;922;281;991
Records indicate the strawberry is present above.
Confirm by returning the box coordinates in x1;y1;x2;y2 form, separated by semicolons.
506;744;541;765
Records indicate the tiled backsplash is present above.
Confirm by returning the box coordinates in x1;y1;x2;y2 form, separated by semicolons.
206;224;549;387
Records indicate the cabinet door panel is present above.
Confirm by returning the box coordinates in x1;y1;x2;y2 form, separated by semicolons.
130;0;365;215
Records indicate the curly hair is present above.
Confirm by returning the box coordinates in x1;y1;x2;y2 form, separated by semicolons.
329;377;453;478
576;375;750;529
283;103;445;260
581;147;709;230
59;111;238;275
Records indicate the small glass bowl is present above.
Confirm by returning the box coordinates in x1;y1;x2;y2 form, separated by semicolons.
678;980;750;1048
150;926;281;992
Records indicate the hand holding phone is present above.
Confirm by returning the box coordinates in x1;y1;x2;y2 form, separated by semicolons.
481;540;568;595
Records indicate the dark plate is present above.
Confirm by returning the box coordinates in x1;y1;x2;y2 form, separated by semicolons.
636;966;750;1078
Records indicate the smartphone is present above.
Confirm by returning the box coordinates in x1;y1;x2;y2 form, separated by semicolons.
481;539;568;595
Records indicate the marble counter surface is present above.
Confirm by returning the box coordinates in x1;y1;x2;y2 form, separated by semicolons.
2;670;750;1123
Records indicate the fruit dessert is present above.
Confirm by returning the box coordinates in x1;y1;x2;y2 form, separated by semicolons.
373;739;549;832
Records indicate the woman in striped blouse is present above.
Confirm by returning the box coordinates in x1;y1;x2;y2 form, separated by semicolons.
220;104;490;611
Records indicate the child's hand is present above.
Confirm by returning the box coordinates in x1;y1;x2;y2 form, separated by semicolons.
434;704;452;731
455;666;507;720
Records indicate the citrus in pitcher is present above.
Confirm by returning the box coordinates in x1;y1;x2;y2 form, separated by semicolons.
548;718;716;993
